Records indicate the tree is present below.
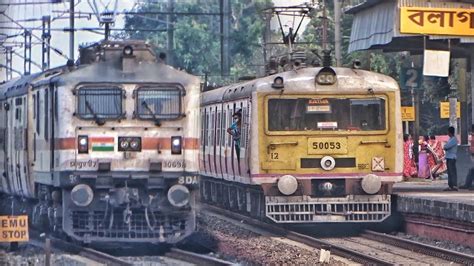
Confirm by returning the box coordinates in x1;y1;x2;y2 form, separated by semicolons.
123;0;272;83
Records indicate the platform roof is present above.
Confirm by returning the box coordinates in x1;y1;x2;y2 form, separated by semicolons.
345;0;474;56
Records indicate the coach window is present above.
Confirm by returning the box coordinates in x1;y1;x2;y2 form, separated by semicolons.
77;86;123;122
135;86;182;123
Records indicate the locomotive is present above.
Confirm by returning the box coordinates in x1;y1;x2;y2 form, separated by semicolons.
0;40;201;243
199;54;403;223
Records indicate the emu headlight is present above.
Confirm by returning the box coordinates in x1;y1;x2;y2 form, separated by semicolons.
320;156;336;171
315;67;337;85
78;135;89;154
277;175;298;195
271;76;284;89
361;174;382;194
123;45;134;56
167;184;190;207
171;136;182;155
71;184;94;207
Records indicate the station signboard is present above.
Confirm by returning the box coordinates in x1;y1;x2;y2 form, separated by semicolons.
399;67;422;90
0;215;29;242
400;7;474;36
440;101;461;118
401;106;415;121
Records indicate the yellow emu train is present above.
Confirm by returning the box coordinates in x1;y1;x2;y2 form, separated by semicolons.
199;65;403;223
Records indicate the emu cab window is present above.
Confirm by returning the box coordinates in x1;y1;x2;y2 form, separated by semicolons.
77;86;123;120
135;86;182;120
267;97;386;132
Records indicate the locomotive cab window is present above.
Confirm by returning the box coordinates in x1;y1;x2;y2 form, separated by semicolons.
135;86;182;120
267;97;386;132
77;86;123;120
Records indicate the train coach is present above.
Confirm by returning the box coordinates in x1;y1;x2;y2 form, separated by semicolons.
200;59;403;223
0;40;200;243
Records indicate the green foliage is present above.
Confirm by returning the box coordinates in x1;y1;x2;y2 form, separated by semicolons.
123;0;272;82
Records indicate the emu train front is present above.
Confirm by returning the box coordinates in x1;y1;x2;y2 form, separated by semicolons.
0;41;200;243
200;64;403;223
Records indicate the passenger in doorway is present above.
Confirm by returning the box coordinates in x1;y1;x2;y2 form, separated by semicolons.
227;110;242;161
443;126;458;191
403;134;417;179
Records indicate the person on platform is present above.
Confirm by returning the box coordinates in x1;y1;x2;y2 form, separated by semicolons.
443;126;458;191
403;134;417;179
418;135;431;179
427;135;446;179
459;125;474;190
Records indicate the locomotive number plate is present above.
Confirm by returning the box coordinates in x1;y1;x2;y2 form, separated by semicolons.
307;137;347;155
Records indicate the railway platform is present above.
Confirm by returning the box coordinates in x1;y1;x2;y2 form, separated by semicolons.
393;146;473;248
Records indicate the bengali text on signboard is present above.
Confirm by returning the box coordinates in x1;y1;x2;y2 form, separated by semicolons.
440;102;461;119
401;106;415;121
400;7;474;36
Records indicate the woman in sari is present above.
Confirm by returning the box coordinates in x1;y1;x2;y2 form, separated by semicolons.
418;135;431;179
428;135;447;178
403;134;417;178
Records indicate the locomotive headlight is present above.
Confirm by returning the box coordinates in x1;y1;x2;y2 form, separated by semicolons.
171;136;182;155
78;135;89;154
167;184;190;207
118;137;141;152
277;175;298;195
130;140;139;149
319;182;334;192
120;140;129;149
361;174;382;194
71;184;94;207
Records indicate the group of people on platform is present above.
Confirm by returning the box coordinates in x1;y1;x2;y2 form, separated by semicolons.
403;133;447;180
403;126;473;191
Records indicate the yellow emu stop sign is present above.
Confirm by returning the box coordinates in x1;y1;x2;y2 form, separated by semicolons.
0;215;29;242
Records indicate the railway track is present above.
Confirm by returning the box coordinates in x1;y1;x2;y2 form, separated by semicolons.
202;203;473;265
27;230;232;266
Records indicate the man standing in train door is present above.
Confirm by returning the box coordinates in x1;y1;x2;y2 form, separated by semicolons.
443;126;458;191
227;110;242;161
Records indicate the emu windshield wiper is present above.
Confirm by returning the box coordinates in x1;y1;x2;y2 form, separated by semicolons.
85;100;105;126
142;100;161;126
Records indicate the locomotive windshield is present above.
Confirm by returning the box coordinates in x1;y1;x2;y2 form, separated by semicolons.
77;87;123;120
135;86;182;120
268;97;386;131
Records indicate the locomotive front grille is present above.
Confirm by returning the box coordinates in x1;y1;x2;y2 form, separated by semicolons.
70;210;193;243
265;195;390;223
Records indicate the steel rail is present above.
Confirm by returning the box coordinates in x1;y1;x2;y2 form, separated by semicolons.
202;203;390;265
166;248;233;266
28;231;132;266
362;230;474;265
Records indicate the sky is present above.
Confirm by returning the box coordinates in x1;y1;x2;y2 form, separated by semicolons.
0;0;313;81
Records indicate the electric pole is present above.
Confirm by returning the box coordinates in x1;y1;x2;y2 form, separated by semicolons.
167;0;175;66
334;0;342;66
24;30;32;75
220;0;230;76
322;0;328;51
70;0;75;61
42;16;51;71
